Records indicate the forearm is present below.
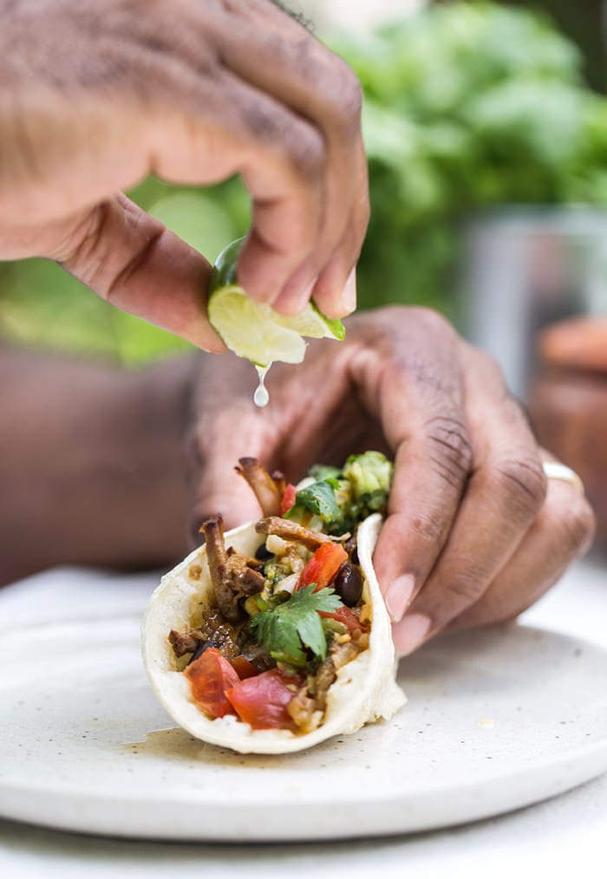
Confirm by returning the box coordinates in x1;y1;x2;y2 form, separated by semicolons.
0;346;195;585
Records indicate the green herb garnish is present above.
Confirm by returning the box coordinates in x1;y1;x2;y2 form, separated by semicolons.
250;585;343;666
288;480;341;525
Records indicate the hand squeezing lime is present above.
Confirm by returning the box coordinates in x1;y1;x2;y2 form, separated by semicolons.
208;238;345;369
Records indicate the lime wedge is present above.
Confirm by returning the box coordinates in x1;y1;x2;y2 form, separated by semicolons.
275;303;346;342
209;287;307;366
209;238;345;367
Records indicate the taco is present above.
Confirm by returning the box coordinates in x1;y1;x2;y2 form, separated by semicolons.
142;452;406;754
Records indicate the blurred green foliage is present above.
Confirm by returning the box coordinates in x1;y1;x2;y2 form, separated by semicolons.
342;2;607;312
0;177;250;363
2;1;607;362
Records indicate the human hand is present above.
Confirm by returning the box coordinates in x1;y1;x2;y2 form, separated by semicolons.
189;307;595;655
0;0;367;348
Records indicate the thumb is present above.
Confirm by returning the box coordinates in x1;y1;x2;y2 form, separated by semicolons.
50;194;225;354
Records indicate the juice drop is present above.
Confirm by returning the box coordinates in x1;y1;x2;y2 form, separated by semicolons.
253;364;270;408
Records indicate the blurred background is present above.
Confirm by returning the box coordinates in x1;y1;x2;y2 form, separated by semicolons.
2;0;607;539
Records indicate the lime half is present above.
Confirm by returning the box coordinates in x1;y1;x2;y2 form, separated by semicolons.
208;238;345;367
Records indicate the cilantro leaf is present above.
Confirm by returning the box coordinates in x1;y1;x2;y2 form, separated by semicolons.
288;480;341;524
252;611;306;665
296;611;326;658
250;586;343;666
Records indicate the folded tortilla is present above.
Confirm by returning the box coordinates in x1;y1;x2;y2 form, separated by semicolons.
142;513;406;754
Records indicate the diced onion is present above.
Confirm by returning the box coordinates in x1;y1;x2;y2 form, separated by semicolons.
276;573;299;594
266;535;290;556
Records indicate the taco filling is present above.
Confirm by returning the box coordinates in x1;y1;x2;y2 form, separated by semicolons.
167;451;393;734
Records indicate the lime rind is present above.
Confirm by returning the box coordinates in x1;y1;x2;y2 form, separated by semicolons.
312;304;346;341
273;302;345;341
211;237;243;291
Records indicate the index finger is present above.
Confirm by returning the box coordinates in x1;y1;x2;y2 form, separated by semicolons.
365;313;473;624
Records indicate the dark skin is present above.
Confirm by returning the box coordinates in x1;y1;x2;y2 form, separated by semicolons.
0;0;367;329
1;308;595;656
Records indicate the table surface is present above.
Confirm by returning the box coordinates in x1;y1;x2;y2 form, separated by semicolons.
1;557;606;876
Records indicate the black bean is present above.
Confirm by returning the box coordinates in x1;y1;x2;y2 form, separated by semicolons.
255;543;274;561
333;563;363;607
344;535;359;564
186;638;220;666
241;642;275;672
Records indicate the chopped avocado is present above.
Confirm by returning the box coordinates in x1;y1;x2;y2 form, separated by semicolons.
343;451;393;499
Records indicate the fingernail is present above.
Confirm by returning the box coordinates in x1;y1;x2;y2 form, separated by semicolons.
339;269;357;315
393;614;432;657
275;279;315;315
300;279;316;303
290;279;316;313
385;574;416;623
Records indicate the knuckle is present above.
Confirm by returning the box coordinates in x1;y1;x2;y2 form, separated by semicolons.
54;206;108;272
408;306;453;338
445;569;486;605
373;306;450;341
472;348;507;388
281;121;326;181
383;356;459;406
492;457;547;520
424;416;473;489
552;496;596;557
410;510;449;545
216;0;241;13
325;60;363;134
242;102;325;179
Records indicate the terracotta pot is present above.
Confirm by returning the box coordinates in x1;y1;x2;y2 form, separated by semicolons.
529;318;607;545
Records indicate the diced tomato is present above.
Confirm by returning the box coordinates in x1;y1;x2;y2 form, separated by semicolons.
185;647;239;719
229;655;259;680
320;605;367;633
225;670;297;730
298;542;348;591
280;483;297;516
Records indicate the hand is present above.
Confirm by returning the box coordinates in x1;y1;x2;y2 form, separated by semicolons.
190;307;595;655
0;0;367;349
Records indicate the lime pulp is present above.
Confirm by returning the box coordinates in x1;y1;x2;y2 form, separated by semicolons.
208;238;345;368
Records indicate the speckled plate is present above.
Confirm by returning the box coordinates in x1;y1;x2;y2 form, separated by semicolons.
1;616;607;841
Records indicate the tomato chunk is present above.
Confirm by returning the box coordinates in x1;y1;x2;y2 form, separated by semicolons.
185;647;239;719
320;605;367;633
229;655;258;680
280;483;297;516
298;542;348;591
225;670;297;729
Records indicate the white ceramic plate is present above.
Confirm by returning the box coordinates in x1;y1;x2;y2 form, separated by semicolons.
1;615;607;842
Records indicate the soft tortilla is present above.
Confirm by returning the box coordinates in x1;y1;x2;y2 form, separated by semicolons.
142;513;406;754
